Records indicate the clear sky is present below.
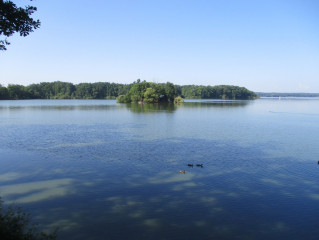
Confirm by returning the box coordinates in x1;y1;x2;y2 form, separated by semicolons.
1;0;319;92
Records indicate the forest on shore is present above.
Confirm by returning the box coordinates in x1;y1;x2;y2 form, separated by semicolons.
0;80;258;101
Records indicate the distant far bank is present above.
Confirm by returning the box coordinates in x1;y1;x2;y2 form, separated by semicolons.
0;80;258;101
256;92;319;97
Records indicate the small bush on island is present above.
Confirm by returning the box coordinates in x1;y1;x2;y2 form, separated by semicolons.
116;94;130;103
0;197;57;240
174;96;184;104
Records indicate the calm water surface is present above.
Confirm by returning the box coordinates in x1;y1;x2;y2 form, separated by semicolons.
0;98;319;240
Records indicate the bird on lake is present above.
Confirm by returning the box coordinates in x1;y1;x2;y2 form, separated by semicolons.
187;164;193;167
179;170;186;174
196;164;203;167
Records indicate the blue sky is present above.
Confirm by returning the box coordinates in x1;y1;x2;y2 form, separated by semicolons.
1;0;319;92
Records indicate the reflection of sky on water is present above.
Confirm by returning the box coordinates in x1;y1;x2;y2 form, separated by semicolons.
0;178;74;203
0;99;319;239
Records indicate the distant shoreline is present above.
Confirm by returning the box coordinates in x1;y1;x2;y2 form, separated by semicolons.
256;92;319;98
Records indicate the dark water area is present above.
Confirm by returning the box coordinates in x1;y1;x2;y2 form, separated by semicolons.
0;98;319;240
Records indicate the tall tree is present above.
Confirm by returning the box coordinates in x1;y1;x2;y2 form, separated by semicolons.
0;84;9;99
0;0;40;50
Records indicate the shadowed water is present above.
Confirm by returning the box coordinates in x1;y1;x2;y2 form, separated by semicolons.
0;98;319;240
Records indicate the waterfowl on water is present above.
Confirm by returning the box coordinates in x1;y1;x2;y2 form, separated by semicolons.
179;170;186;174
196;164;203;167
187;164;193;167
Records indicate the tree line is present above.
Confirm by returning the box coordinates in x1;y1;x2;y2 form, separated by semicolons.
0;80;258;100
0;81;130;100
180;85;258;100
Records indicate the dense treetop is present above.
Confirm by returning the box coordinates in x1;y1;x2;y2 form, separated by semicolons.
0;0;40;50
0;80;258;100
116;80;177;103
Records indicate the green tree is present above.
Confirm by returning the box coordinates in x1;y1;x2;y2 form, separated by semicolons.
50;81;75;99
143;87;158;103
174;96;184;104
116;94;130;103
164;82;176;102
0;84;9;99
116;81;182;103
0;0;40;50
26;84;40;99
126;80;150;102
7;84;29;99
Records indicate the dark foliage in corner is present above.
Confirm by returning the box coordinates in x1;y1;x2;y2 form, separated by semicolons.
0;0;40;50
0;197;57;240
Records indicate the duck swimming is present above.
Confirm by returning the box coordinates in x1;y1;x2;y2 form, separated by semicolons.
179;170;186;174
196;164;203;167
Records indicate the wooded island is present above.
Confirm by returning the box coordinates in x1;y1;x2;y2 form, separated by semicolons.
0;80;258;101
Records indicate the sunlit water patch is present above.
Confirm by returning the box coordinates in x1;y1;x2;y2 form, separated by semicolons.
0;99;319;240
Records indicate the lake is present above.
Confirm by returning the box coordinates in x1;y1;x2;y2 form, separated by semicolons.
0;98;319;240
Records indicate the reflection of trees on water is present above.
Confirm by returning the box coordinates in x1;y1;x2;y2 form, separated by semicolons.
127;103;176;113
126;100;251;113
183;100;251;108
0;100;251;113
1;104;121;111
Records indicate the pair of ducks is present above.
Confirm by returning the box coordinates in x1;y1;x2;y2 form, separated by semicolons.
187;163;203;167
179;164;204;174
